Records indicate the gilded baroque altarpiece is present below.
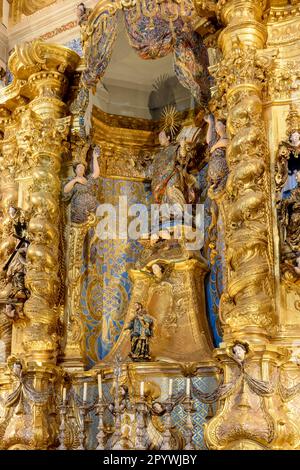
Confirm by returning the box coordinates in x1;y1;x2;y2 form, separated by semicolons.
0;0;299;451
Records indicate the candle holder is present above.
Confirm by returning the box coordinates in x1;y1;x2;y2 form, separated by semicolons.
112;400;123;450
58;401;68;451
135;397;148;450
183;397;196;450
76;403;89;450
111;358;123;450
161;401;174;450
96;400;107;450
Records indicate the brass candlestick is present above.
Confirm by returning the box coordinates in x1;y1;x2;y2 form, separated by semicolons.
161;401;173;450
183;397;195;450
76;403;89;450
96;401;106;450
58;401;68;451
135;397;148;450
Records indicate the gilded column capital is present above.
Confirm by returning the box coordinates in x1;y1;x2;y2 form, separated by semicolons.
0;41;80;114
217;0;268;54
217;0;267;25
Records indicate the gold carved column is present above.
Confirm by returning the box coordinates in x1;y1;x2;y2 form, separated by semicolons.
9;43;79;364
0;41;80;449
202;0;286;450
216;0;274;342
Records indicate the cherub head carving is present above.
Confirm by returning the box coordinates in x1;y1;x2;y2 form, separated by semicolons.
289;131;300;147
232;342;249;363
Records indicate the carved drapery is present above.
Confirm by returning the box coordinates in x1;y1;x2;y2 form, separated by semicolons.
80;0;210;106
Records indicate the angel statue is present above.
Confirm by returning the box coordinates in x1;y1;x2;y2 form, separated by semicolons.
63;146;101;224
205;113;229;198
204;114;229;262
76;3;92;56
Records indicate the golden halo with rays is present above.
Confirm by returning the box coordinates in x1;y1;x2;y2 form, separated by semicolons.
160;105;181;138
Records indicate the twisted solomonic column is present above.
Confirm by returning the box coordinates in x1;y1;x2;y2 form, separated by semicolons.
192;0;291;450
7;42;80;364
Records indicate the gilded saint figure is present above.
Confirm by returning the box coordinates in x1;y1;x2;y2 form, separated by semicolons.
1;206;29;262
6;245;29;301
76;3;92;56
63;146;101;224
0;206;30;302
205;114;229;197
126;303;153;362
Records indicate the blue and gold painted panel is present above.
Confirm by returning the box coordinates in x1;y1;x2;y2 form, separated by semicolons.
80;166;223;367
80;178;151;368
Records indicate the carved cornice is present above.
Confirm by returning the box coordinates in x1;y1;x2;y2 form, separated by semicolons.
267;15;300;47
93;105;160;133
92;105;158;181
264;3;300;24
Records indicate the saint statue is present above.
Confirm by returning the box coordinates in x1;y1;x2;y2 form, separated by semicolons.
76;3;92;57
205;114;229;197
63;146;101;224
126;303;153;362
1;206;29;263
204;114;229;262
282;169;300;253
150;130;200;211
0;206;30;302
5;245;29;301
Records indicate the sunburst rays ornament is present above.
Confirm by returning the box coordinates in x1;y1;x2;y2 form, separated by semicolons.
153;74;170;92
160;105;181;139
